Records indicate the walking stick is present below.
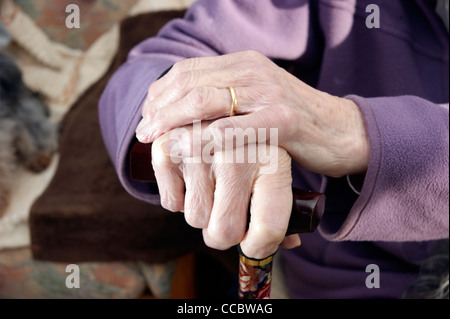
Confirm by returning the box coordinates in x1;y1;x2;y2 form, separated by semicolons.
237;188;325;299
130;141;325;299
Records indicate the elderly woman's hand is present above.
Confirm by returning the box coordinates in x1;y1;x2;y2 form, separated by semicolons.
151;122;297;259
136;50;370;178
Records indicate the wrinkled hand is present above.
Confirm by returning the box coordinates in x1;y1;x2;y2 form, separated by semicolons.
136;50;370;178
151;122;298;259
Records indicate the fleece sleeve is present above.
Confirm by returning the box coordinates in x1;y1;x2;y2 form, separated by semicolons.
98;0;319;205
320;95;449;242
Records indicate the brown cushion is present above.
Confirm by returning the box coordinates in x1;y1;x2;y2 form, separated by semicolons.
29;11;206;264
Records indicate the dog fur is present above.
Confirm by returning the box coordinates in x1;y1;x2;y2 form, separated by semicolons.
0;52;58;217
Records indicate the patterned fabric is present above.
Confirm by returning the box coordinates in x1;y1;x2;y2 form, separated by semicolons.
0;247;146;298
238;250;274;299
14;0;138;50
138;261;176;298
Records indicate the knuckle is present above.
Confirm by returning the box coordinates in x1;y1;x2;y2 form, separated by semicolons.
184;209;200;228
184;195;210;228
184;208;207;229
264;103;293;133
174;71;192;92
160;189;184;212
202;235;229;251
252;223;285;247
161;198;184;212
243;50;265;61
170;60;184;76
207;222;243;248
146;82;158;102
189;87;213;114
278;105;295;130
178;57;199;72
241;67;259;83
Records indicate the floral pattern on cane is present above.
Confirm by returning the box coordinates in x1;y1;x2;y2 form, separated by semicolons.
238;256;273;299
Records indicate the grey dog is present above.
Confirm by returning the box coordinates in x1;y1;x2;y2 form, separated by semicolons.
0;52;59;217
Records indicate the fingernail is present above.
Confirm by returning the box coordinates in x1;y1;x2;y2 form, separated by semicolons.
162;139;181;156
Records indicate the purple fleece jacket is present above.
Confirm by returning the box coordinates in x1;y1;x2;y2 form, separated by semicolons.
99;0;449;298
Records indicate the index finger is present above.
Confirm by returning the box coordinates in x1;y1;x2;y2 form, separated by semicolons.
142;50;273;117
145;53;243;107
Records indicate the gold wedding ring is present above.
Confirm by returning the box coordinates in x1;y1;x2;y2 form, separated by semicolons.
227;86;237;117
